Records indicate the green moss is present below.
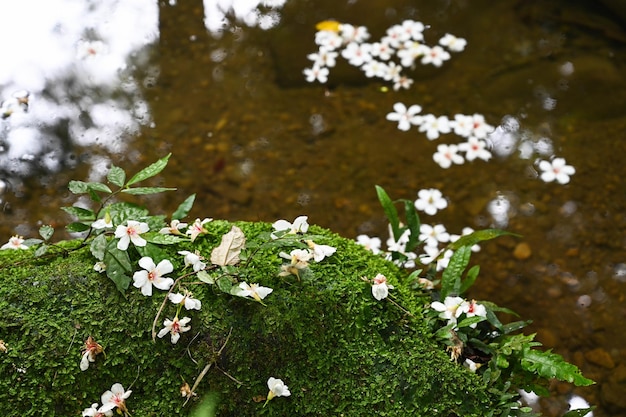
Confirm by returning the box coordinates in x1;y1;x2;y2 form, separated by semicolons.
0;221;494;416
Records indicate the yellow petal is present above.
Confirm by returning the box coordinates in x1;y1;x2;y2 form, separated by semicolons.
315;20;341;32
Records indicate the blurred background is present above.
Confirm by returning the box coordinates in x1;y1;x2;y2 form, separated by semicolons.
1;1;625;416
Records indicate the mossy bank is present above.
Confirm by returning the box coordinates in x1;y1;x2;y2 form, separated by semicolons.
1;220;498;416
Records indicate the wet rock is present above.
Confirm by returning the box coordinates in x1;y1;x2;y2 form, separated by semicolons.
513;242;532;260
584;347;615;369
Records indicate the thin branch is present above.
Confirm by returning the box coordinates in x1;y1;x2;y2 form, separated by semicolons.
184;327;233;407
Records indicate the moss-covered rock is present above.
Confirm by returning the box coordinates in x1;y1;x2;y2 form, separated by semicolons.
0;221;494;416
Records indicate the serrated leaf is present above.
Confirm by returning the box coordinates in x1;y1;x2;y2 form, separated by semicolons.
66;222;91;233
121;186;176;195
126;153;171;186
103;241;132;294
107;166;126;187
172;194;196;220
39;225;54;241
90;234;108;261
108;202;150;225
375;185;401;242
211;226;246;266
68;180;89;194
61;206;96;221
521;347;594;386
144;232;187;245
441;245;471;299
448;229;519;251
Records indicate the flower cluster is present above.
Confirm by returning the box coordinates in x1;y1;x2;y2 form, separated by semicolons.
430;296;487;329
304;20;465;90
386;103;494;169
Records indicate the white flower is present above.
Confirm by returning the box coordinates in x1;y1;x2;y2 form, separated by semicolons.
132;257;174;296
305;240;336;262
420;45;451;67
341;41;372;66
464;358;483;372
266;377;291;402
397;41;427;67
92;217;113;230
458;137;492;161
371;273;394;300
272;215;309;237
458;299;487;328
449;227;481;252
99;383;131;415
370;40;394;60
361;60;388;79
419;114;451;140
93;262;107;273
450;114;474;138
356;234;382;255
303;65;330;83
435;249;454;271
400;19;425;41
430;296;465;326
169;291;202;310
235;282;273;302
82;403;112;417
159;219;187;235
419;224;450;247
538;158;575;184
186;218;212;241
433;144;464;169
315;30;343;50
467;113;494;139
307;46;338;68
414;188;448;216
114;220;149;250
76;40;108;61
386;102;422;131
80;336;103;372
1;235;28;250
178;250;206;272
157;316;192;344
339;24;370;43
439;33;467;52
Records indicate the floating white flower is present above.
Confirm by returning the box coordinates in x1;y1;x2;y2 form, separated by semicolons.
538;157;575;184
414;188;447;216
386;102;422;132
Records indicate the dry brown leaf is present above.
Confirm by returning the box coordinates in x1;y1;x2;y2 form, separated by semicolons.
210;226;245;266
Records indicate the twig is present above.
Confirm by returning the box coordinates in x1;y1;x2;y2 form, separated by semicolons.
184;327;233;407
151;271;196;341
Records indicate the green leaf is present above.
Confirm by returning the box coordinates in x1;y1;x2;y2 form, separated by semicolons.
447;229;519;251
501;320;532;335
103;241;133;294
66;222;91;233
121;186;176;195
68;180;89;194
22;238;43;247
34;244;49;257
440;246;471;299
459;265;480;294
87;182;113;194
126;153;171;186
90;234;108;261
135;242;169;262
217;276;233;294
61;206;96;221
108;202;150;225
39;225;54;241
375;185;401;241
521;346;594;386
197;270;215;285
456;315;486;329
144;232;187;245
403;199;421;252
107;165;126;187
563;407;595;417
172;194;196;220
